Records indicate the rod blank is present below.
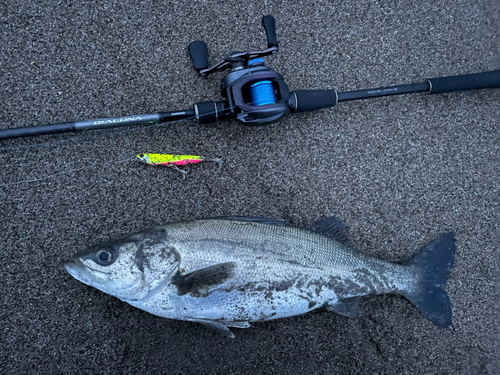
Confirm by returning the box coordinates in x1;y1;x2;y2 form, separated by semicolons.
0;110;195;140
337;82;430;102
0;71;498;140
0;122;76;140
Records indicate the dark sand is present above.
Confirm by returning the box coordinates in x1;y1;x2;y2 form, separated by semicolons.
1;1;499;373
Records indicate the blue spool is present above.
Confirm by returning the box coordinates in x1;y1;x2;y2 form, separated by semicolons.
249;80;277;106
248;58;265;66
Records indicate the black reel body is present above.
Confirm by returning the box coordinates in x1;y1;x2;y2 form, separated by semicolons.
189;15;292;126
220;59;290;125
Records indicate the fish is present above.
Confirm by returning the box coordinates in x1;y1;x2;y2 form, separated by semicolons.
64;217;456;338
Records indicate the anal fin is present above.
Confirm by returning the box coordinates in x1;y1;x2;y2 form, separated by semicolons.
198;321;235;339
326;297;363;318
225;321;251;329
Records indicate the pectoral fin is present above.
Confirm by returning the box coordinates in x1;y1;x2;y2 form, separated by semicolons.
326;297;363;318
171;262;237;296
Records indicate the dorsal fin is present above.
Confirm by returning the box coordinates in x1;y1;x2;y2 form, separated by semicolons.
213;216;287;226
171;262;237;297
308;217;348;243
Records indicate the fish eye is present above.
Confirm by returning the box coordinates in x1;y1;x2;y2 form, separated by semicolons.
94;246;115;266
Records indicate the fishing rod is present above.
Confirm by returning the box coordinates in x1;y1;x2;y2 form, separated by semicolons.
1;15;499;141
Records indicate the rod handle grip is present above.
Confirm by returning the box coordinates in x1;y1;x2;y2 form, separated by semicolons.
188;41;209;73
289;90;338;113
262;15;278;48
428;70;500;94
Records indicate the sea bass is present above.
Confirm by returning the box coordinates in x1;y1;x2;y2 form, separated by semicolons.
64;217;456;337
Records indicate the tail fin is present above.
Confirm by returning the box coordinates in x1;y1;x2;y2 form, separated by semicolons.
403;232;456;328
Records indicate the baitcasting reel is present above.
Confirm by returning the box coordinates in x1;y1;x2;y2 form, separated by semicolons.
188;16;292;125
0;15;499;140
188;15;337;126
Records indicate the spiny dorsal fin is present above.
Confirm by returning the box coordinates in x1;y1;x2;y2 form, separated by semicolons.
171;262;237;297
309;217;348;243
213;216;287;226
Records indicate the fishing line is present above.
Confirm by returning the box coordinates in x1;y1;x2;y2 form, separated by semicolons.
0;104;237;188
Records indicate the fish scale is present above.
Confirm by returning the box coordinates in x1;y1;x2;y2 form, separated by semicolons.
65;217;456;337
139;220;411;321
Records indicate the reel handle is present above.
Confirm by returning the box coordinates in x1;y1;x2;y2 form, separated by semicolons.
262;15;279;48
188;41;209;73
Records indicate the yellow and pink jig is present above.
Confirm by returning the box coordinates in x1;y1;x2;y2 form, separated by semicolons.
137;153;222;179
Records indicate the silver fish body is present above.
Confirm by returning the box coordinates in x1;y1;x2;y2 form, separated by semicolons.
65;217;455;337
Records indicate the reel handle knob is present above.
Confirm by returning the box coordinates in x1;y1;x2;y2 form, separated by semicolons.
188;41;209;74
262;15;279;48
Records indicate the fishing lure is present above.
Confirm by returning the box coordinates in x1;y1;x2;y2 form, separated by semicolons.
137;153;222;179
137;153;206;166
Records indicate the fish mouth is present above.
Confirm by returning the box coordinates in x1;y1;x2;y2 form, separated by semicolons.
64;259;84;279
64;258;109;288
